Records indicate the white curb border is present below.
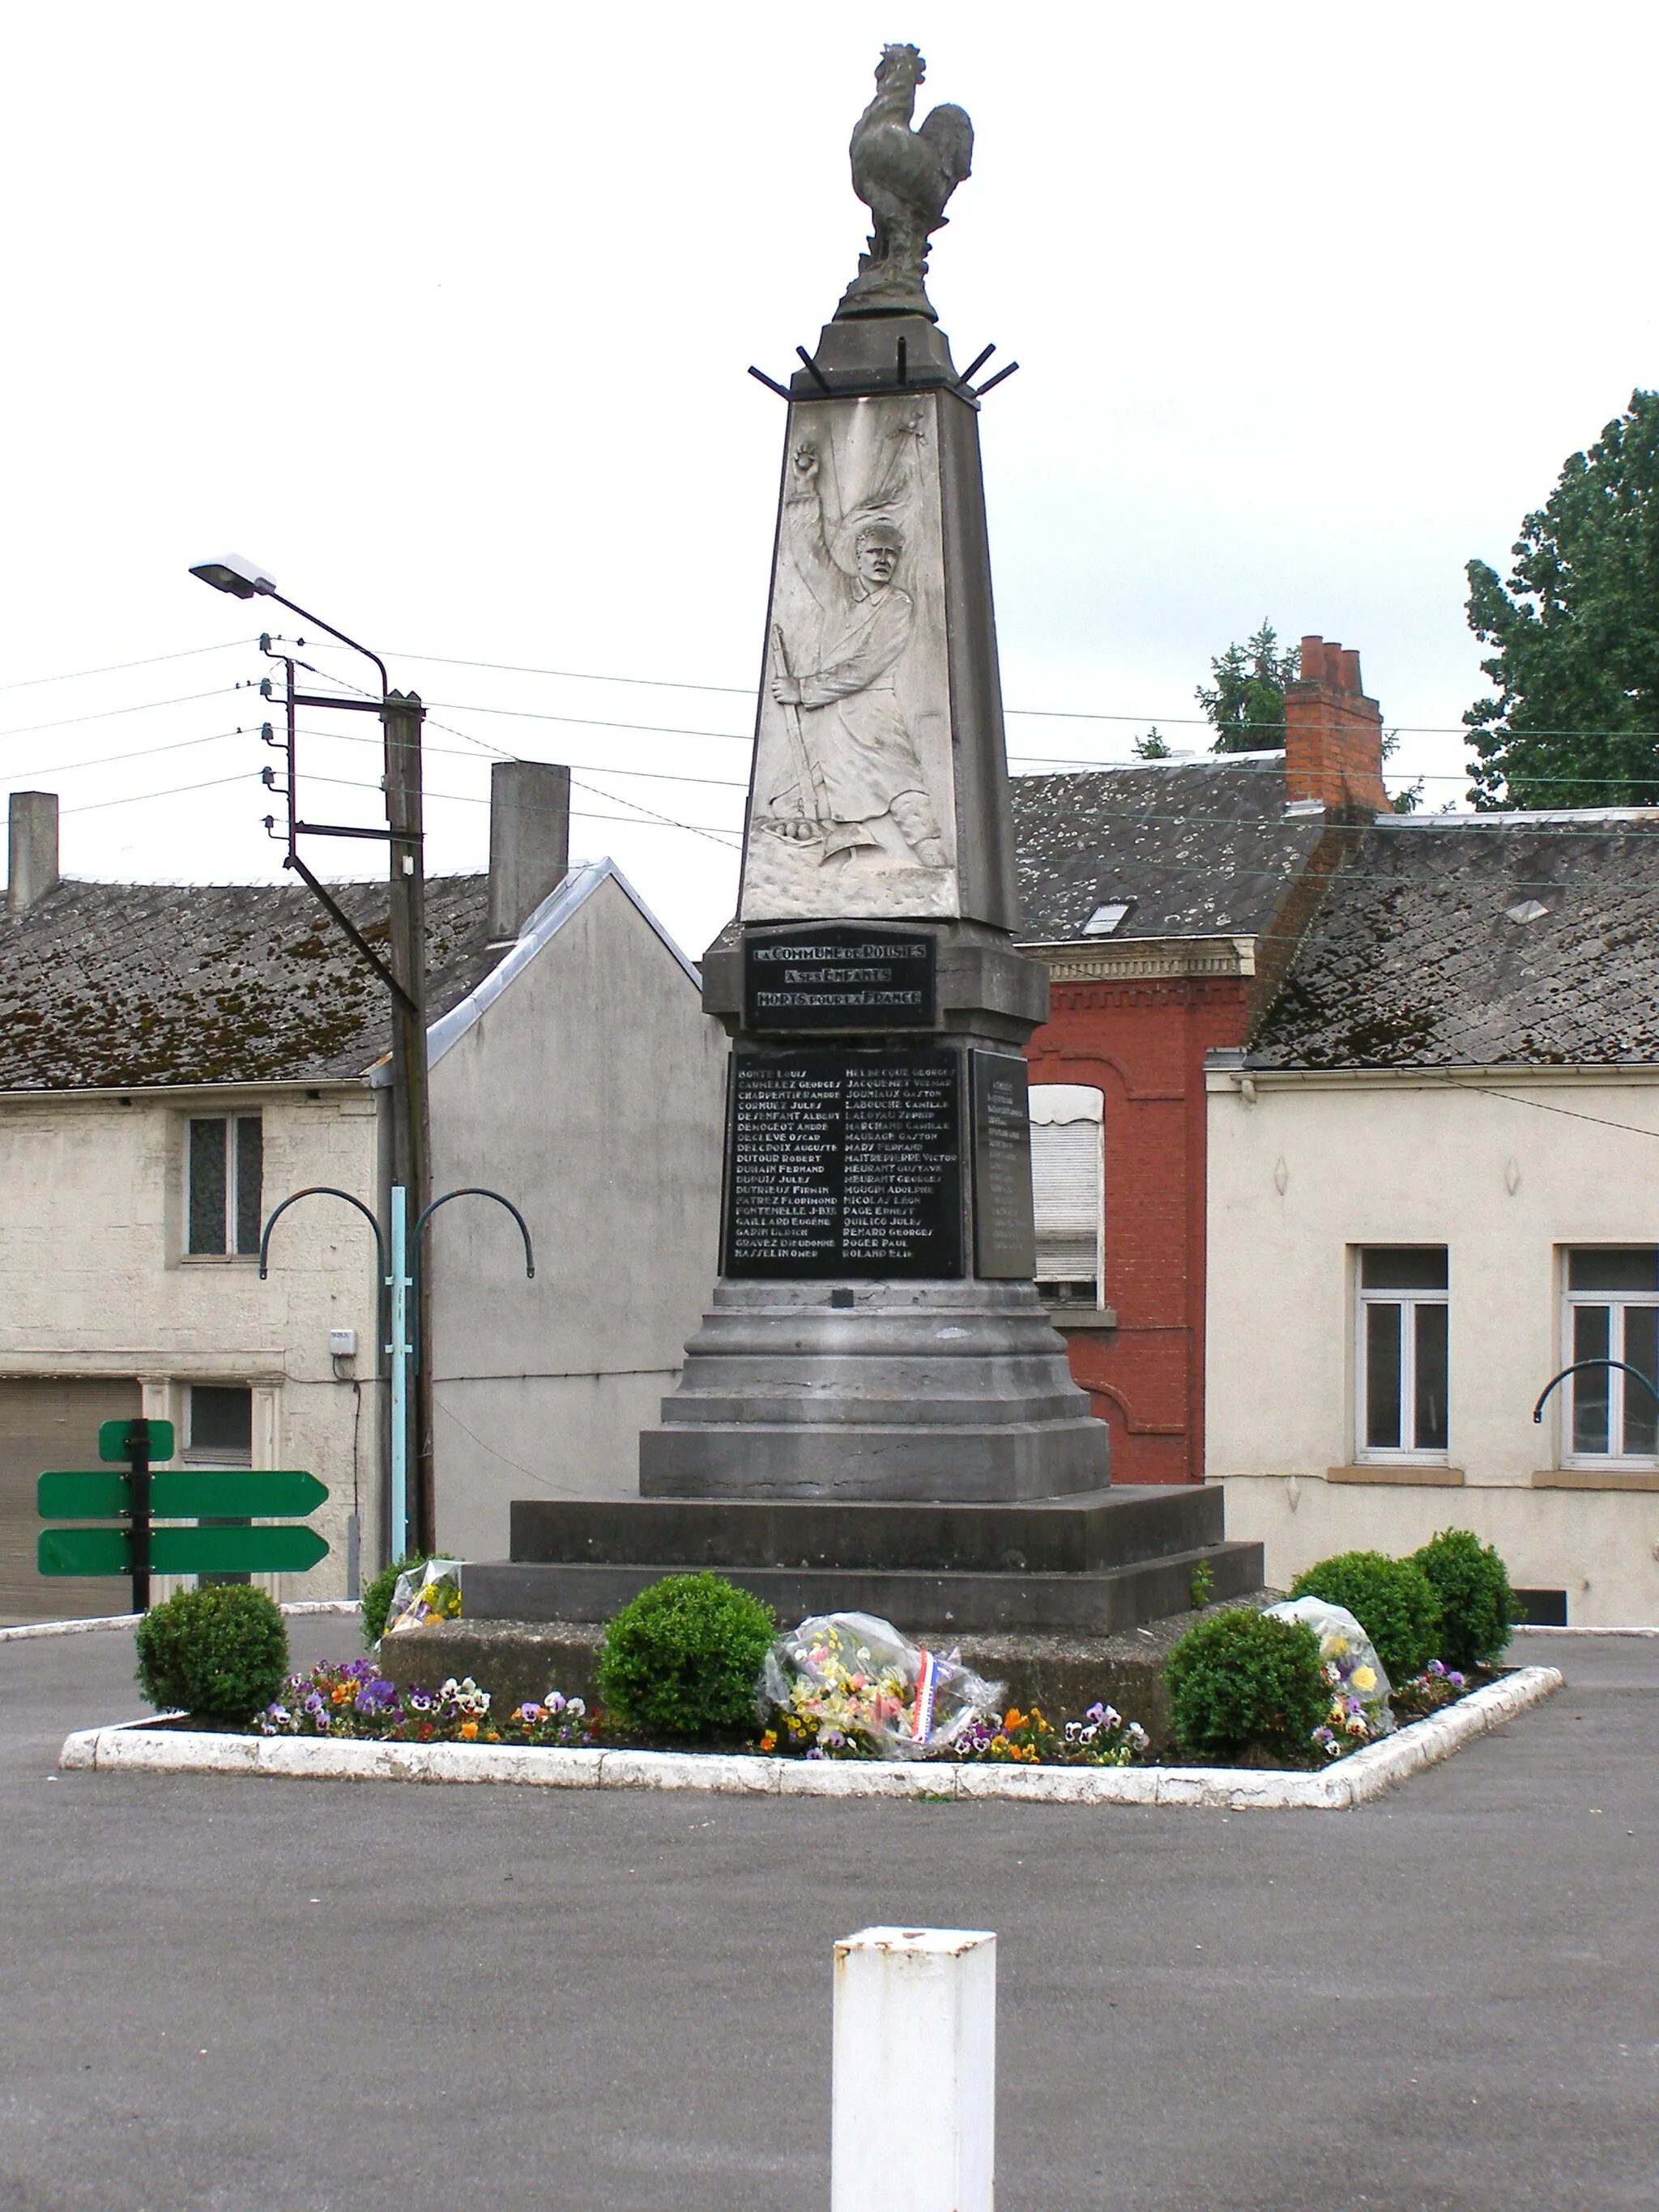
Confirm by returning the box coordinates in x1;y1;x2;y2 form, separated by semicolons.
0;1600;359;1644
57;1665;1562;1810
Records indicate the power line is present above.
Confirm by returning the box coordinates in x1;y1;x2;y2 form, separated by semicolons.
0;686;234;744
0;640;247;693
392;649;752;700
60;771;255;816
6;727;248;783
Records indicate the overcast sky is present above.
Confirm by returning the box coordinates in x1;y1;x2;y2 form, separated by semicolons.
3;2;1656;956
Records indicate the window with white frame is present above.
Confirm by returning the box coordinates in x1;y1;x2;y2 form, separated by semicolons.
1563;1247;1659;1463
1356;1247;1448;1458
1030;1085;1103;1306
187;1115;262;1257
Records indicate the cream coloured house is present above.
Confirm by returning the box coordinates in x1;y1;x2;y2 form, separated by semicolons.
0;778;724;1624
1207;807;1659;1626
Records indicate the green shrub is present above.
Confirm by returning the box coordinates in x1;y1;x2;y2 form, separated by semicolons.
134;1585;289;1724
1164;1608;1328;1762
360;1553;424;1648
1290;1549;1440;1682
596;1573;775;1741
1412;1528;1520;1671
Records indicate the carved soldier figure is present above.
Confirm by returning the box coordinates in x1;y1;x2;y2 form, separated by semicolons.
767;441;949;870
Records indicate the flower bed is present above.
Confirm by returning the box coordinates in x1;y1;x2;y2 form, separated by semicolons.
255;1658;597;1748
245;1656;1483;1774
58;1664;1565;1811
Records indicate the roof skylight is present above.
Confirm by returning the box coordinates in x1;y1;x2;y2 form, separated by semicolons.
1082;900;1132;936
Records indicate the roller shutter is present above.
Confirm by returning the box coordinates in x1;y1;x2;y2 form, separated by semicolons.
1031;1119;1101;1282
0;1379;141;1624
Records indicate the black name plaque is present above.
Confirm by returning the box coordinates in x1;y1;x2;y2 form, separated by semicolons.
970;1050;1037;1279
743;927;936;1031
723;1046;963;1279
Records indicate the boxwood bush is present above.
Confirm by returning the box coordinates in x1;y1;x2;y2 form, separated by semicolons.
1163;1607;1328;1762
1411;1528;1520;1671
1290;1549;1440;1683
134;1584;289;1724
596;1573;775;1741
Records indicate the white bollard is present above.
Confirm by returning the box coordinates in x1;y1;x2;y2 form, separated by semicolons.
831;1925;996;2212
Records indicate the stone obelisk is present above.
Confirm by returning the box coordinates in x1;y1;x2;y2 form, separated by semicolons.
639;42;1109;1502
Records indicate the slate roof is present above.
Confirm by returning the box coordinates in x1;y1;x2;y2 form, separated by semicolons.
0;875;498;1091
1247;814;1659;1069
1010;754;1325;943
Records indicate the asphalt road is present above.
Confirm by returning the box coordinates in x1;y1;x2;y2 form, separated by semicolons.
2;1622;1655;2212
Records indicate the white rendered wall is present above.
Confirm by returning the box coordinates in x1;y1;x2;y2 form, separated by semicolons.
0;1086;382;1601
1205;1068;1659;1626
428;874;726;1557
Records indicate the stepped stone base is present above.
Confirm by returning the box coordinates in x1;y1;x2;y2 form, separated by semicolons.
638;1281;1111;1502
461;1485;1263;1639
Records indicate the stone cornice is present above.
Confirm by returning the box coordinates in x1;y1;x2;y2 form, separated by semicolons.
1205;1060;1659;1093
1021;935;1256;984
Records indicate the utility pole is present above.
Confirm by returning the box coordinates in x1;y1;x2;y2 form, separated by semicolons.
189;556;441;1569
384;690;435;1555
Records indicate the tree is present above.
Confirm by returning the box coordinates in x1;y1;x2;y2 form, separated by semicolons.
1132;726;1172;759
1382;731;1423;814
1197;622;1299;752
1465;390;1659;808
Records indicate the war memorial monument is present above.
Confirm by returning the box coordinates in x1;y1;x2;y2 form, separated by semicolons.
458;45;1261;1649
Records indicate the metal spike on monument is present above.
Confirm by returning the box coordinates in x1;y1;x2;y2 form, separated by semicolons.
638;40;1111;1502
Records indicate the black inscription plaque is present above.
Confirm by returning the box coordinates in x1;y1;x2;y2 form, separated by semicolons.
970;1050;1037;1279
744;927;936;1031
723;1046;963;1279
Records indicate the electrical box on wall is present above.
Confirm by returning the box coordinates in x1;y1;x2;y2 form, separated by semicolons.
328;1328;357;1358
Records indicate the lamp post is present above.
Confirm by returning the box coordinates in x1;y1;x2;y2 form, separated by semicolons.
190;553;436;1558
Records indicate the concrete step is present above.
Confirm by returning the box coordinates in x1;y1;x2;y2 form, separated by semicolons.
463;1536;1265;1637
510;1484;1223;1576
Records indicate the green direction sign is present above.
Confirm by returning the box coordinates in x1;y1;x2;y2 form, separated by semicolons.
39;1525;330;1577
99;1418;175;1463
151;1526;329;1575
38;1470;329;1519
156;1469;327;1519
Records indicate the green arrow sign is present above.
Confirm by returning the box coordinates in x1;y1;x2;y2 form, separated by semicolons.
157;1469;328;1518
38;1525;330;1577
38;1470;329;1519
99;1418;175;1463
151;1526;329;1575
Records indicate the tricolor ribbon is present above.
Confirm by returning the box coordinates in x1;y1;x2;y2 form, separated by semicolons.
908;1646;939;1745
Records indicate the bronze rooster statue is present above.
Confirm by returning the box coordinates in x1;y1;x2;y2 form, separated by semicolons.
836;43;973;323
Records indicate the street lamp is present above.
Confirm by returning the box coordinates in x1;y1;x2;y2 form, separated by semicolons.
189;552;277;599
190;553;433;1559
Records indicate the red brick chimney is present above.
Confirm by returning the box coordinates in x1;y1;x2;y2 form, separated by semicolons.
1283;637;1386;812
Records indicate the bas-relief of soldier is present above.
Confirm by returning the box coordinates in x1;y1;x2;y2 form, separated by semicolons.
766;438;949;872
743;394;958;919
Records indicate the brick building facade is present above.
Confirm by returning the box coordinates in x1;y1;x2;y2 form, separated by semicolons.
1009;637;1386;1484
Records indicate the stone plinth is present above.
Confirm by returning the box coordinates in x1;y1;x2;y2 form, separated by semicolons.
460;1485;1260;1635
639;1280;1107;1500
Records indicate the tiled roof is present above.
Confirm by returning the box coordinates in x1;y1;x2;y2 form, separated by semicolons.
0;875;497;1090
1247;816;1659;1068
1009;754;1325;943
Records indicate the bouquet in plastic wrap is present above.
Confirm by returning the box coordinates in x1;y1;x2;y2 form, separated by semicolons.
758;1611;1004;1761
1265;1594;1396;1754
382;1557;464;1636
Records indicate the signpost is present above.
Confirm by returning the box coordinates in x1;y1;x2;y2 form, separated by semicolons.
36;1416;329;1612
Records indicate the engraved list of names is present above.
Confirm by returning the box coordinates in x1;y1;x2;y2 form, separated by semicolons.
723;1049;963;1279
